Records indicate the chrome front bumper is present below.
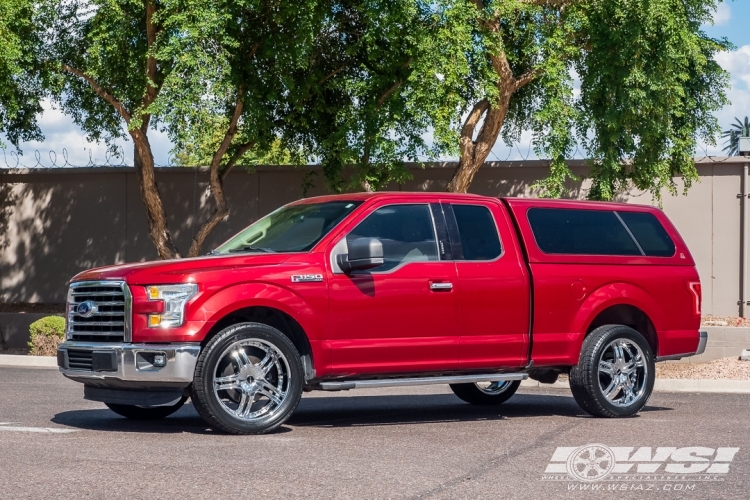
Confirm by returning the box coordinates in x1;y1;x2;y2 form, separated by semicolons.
57;341;201;387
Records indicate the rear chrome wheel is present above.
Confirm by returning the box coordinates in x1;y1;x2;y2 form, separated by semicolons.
597;338;648;407
570;324;655;418
191;323;303;434
450;379;521;405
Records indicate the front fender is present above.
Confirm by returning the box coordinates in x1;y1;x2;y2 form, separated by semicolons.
193;282;325;343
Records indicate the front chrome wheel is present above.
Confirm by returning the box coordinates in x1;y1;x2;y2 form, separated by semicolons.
213;339;291;422
191;322;304;434
597;339;648;407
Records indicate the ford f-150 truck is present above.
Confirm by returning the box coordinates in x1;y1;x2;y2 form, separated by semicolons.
58;192;706;434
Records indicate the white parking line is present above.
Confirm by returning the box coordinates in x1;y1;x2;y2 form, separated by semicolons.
0;423;78;433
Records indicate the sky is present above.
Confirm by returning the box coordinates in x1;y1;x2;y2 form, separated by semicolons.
3;1;750;168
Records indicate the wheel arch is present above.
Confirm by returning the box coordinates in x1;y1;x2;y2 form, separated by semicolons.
201;306;315;379
573;282;664;358
585;304;658;356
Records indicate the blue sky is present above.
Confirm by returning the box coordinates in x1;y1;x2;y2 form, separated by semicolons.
4;1;750;167
703;0;750;48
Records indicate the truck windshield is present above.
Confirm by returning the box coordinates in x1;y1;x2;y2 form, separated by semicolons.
213;201;362;254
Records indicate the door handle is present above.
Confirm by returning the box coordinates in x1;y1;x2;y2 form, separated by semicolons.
429;282;453;291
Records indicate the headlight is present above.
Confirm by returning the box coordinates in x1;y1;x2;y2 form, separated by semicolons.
146;284;198;328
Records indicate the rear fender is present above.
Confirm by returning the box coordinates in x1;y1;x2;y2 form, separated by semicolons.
571;282;664;357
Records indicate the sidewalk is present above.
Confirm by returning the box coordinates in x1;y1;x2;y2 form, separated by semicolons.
520;378;750;394
3;354;749;393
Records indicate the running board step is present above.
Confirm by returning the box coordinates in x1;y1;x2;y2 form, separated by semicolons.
318;373;528;391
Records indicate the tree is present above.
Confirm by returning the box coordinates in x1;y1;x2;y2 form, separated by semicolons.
152;0;324;257
722;116;750;156
419;0;731;199
285;1;443;193
0;0;43;150
2;0;332;258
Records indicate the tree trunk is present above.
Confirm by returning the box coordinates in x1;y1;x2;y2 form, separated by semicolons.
447;88;513;193
186;165;229;258
131;130;181;259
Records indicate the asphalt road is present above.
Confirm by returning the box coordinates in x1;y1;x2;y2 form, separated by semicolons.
1;367;749;500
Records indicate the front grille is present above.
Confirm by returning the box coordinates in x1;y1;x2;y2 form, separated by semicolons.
67;349;93;370
67;281;131;342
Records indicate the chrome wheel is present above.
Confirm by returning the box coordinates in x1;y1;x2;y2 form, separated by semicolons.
474;381;513;395
597;338;648;407
213;339;291;422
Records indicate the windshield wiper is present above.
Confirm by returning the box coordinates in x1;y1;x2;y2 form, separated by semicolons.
226;245;276;254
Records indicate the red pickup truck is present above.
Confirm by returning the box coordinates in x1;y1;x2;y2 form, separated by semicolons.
58;192;706;434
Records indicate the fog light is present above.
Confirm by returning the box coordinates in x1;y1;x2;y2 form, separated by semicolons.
153;354;167;367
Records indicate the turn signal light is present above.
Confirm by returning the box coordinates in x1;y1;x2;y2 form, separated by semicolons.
148;314;162;327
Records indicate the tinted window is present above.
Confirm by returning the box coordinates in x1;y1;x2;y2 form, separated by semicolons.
617;211;675;257
527;208;641;256
347;204;438;271
452;204;502;260
216;201;361;254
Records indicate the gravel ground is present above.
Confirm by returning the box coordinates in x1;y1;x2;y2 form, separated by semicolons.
657;356;750;380
701;315;750;327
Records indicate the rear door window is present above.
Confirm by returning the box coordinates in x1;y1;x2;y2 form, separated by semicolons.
450;204;502;260
616;211;676;257
527;208;642;256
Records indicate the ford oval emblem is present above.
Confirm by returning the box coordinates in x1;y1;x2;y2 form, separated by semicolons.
76;301;96;318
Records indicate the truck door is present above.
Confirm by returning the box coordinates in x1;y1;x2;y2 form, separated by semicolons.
441;201;530;369
327;202;459;375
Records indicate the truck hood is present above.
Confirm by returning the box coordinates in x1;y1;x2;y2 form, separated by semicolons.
71;253;295;285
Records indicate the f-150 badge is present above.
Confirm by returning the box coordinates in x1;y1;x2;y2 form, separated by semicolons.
291;274;324;283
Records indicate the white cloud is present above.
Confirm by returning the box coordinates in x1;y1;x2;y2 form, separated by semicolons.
712;3;731;26
698;45;750;155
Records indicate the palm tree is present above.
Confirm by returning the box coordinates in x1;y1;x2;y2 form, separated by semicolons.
722;116;750;156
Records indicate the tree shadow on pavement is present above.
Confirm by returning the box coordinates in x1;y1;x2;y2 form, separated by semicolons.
288;392;671;428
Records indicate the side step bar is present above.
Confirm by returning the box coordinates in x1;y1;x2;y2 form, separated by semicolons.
318;373;528;391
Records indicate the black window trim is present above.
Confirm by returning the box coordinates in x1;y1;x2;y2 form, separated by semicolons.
334;202;444;275
443;202;504;263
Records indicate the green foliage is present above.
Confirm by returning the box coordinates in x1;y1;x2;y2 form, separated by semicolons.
722;117;750;156
1;0;734;202
0;0;44;149
28;315;65;356
28;316;66;340
572;0;731;200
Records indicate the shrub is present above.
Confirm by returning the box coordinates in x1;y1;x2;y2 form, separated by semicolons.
28;316;66;356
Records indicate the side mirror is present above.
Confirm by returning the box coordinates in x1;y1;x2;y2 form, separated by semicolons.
337;237;384;273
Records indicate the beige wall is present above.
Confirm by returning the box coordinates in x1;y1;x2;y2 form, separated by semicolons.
2;158;749;316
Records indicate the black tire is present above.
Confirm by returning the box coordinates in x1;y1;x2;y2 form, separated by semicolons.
190;322;304;435
569;324;655;418
450;380;521;405
106;397;187;420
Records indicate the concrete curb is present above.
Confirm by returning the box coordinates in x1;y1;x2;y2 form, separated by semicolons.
521;378;750;393
0;354;57;368
2;356;749;392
